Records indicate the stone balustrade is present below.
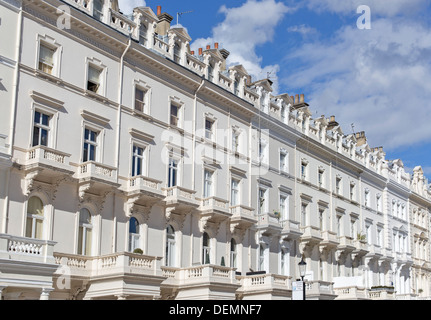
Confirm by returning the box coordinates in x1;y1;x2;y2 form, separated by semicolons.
0;234;57;264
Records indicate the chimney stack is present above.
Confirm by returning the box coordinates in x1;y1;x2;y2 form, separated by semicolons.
214;42;219;49
355;131;367;146
206;45;211;50
327;115;339;130
199;48;203;55
155;6;173;36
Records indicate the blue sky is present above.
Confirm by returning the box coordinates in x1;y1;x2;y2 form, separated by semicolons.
119;0;431;180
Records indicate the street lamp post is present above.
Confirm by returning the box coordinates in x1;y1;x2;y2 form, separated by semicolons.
298;256;307;300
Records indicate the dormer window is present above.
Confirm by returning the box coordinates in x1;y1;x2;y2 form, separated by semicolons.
174;43;181;63
139;23;148;46
208;63;214;82
233;79;239;95
93;0;104;21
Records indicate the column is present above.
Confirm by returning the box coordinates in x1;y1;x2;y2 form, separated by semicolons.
40;288;54;300
0;286;6;300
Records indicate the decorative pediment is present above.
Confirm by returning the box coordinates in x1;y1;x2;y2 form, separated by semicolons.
80;110;110;127
30;91;64;110
169;26;192;42
134;7;159;22
252;78;273;93
229;64;249;77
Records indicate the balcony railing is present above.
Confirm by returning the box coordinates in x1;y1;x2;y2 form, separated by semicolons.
239;273;291;290
305;280;335;298
54;252;163;278
334;286;368;300
25;146;72;172
0;234;57;264
161;264;237;285
66;0;92;15
109;9;137;36
127;175;162;193
76;161;118;184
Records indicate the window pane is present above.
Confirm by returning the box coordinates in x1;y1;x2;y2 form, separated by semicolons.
35;219;44;239
79;209;91;224
41;129;48;146
78;227;83;254
42;114;49;126
28;197;43;216
39;45;54;65
34;111;41;124
88;66;101;83
33;127;40;147
136;157;142;176
135;88;144;101
171;104;178;117
129;217;139;234
26;217;33;238
83;143;89;162
89;144;95;161
85;228;92;256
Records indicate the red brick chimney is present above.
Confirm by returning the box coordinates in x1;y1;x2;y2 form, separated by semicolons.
157;6;161;16
206;45;211;50
214;43;219;49
199;48;203;55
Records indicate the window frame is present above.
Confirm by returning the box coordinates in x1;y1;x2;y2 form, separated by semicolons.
82;126;99;163
36;35;62;77
128;217;141;252
203;168;214;198
78;208;93;256
230;177;240;206
169;96;184;129
25;196;45;240
32;110;51;148
85;58;107;96
133;80;151;115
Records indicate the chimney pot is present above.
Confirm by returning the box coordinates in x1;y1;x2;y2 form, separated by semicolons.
191;51;195;55
157;6;162;16
214;42;219;49
199;48;203;55
330;115;335;122
206;45;211;50
300;94;304;103
295;94;299;104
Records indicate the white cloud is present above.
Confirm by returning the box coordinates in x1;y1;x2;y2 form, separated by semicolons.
287;24;318;36
304;0;428;17
283;18;431;151
117;0;146;15
191;0;291;93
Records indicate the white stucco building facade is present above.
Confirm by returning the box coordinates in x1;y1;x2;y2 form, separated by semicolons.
0;0;430;300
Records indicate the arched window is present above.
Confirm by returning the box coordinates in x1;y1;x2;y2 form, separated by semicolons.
26;196;44;239
165;225;176;267
202;232;211;264
78;208;93;256
230;239;237;268
129;217;140;252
